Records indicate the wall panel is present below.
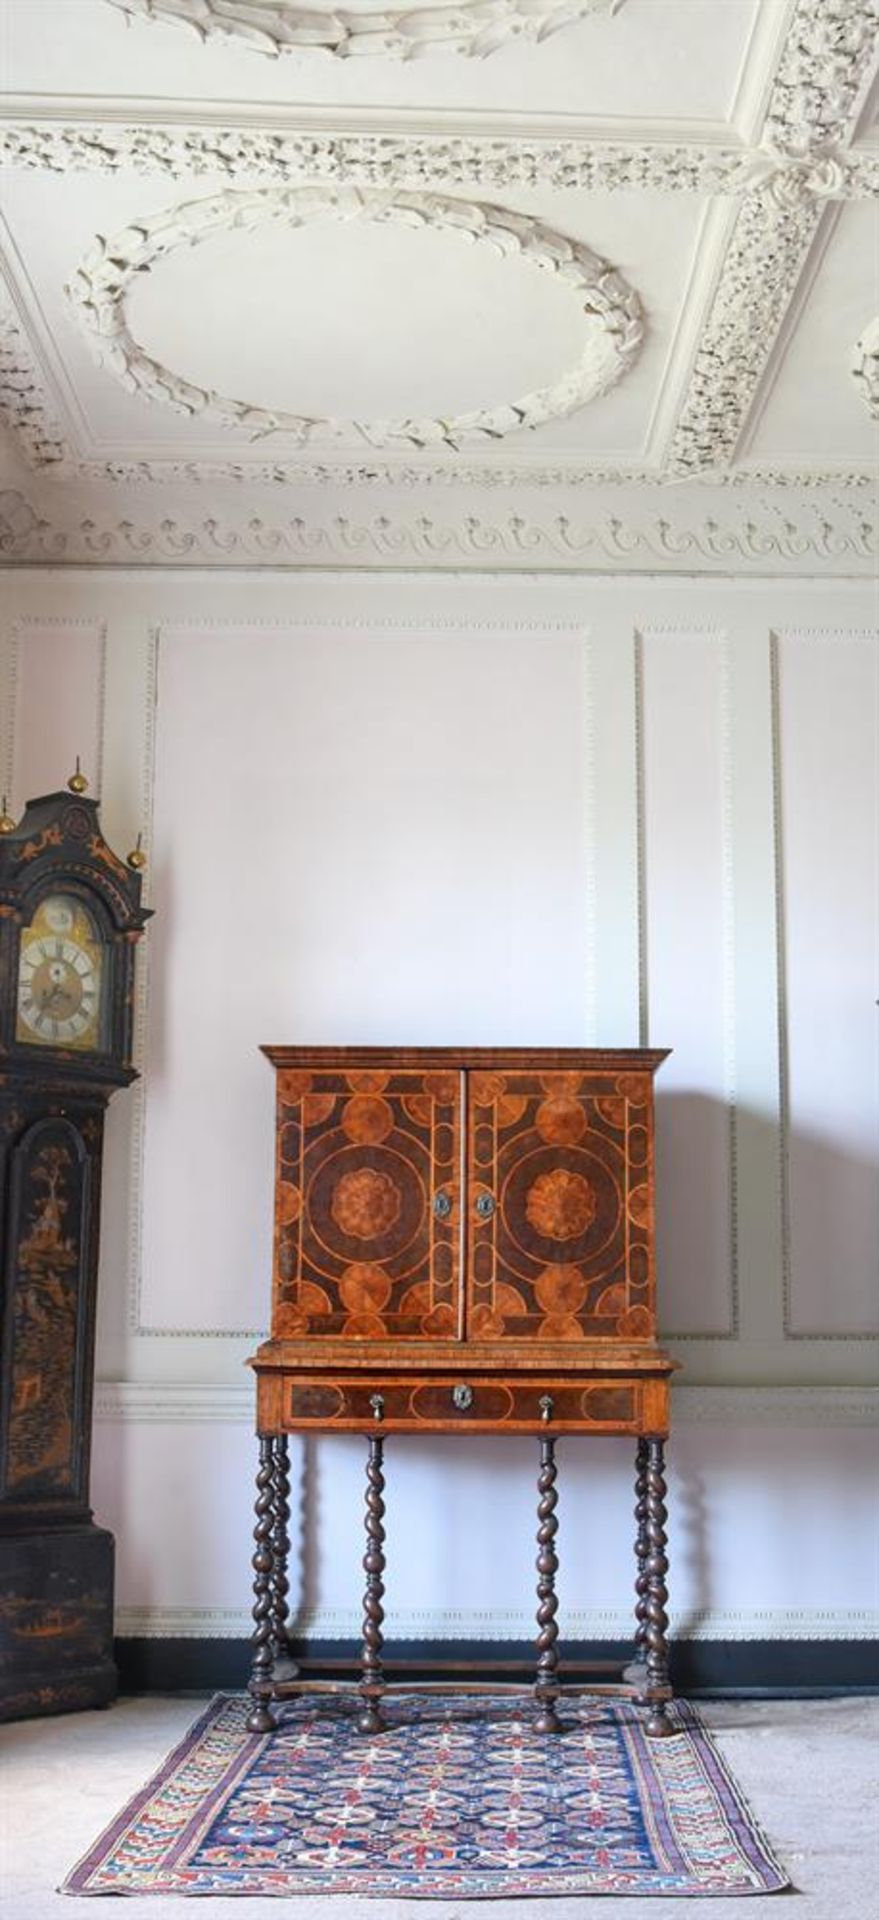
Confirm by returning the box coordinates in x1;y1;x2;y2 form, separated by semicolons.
639;630;735;1336
775;631;879;1336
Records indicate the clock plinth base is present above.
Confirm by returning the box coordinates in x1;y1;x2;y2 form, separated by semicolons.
0;1523;117;1723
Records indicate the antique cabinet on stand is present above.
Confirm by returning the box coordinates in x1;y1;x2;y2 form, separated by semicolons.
247;1048;676;1738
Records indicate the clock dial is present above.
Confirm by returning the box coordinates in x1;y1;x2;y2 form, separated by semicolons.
16;894;104;1051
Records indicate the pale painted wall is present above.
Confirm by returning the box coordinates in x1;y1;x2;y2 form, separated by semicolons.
1;569;876;1647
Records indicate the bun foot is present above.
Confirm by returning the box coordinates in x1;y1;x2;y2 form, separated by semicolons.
357;1704;388;1735
245;1700;278;1734
534;1706;564;1734
645;1704;676;1738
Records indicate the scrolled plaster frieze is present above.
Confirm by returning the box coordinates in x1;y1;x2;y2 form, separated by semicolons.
66;185;644;451
1;486;874;572
851;317;879;420
105;0;622;59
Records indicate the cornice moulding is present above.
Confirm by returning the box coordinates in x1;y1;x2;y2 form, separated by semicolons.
67;458;879;489
66;185;644;453
1;488;874;574
105;0;623;61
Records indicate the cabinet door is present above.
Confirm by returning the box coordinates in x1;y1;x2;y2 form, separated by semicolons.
272;1065;461;1340
466;1068;655;1343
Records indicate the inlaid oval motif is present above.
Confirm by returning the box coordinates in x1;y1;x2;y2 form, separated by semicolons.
471;1071;507;1106
627;1182;651;1227
341;1094;393;1144
339;1263;392;1312
534;1264;588;1313
287;1383;344;1421
535;1095;587;1146
331;1167;401;1240
278;1069;312;1101
526;1168;596;1240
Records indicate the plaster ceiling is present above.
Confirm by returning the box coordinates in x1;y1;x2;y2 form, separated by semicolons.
0;0;877;573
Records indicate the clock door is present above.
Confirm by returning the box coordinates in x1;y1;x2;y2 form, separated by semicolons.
465;1067;656;1344
271;1065;462;1341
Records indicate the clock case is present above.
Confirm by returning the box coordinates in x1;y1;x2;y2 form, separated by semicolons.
0;790;149;1720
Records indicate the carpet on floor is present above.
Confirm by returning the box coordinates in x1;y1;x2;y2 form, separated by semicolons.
62;1690;789;1898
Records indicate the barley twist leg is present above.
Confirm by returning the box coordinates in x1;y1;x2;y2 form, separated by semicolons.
358;1435;388;1735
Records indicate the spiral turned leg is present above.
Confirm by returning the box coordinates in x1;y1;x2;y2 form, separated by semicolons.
358;1435;388;1735
269;1435;295;1671
622;1438;650;1692
534;1435;562;1734
643;1436;674;1738
246;1435;279;1734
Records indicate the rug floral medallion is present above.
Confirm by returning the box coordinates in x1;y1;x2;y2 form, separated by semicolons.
63;1691;789;1898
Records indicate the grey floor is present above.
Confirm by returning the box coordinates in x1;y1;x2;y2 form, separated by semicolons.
2;1694;877;1917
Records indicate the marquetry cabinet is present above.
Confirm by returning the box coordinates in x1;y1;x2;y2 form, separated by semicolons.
248;1047;676;1737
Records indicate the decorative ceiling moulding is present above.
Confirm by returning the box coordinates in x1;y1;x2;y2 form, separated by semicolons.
1;488;874;574
667;190;826;477
3;122;877;198
0;283;73;473
105;0;623;60
68;458;879;489
763;0;879;147
66;185;644;451
851;317;879;420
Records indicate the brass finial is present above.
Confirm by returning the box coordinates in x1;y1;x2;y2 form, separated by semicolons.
126;832;146;872
0;794;15;835
67;757;88;795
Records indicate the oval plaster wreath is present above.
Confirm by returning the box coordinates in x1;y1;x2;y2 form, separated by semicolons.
105;0;624;62
66;185;645;451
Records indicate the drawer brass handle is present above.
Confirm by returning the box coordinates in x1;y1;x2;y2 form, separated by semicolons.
452;1384;474;1411
475;1192;496;1220
539;1393;554;1424
369;1392;384;1423
433;1191;452;1220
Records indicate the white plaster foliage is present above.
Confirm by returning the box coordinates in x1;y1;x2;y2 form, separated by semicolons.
65;185;644;451
105;0;622;60
851;317;879;421
0;285;72;472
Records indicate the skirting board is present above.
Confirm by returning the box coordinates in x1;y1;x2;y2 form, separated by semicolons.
115;1636;879;1696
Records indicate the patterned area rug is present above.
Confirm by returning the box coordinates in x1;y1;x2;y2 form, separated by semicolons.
63;1691;788;1898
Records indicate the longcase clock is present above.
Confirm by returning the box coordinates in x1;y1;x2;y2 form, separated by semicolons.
0;779;149;1720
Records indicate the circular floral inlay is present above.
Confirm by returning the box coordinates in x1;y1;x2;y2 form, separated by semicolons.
332;1167;402;1240
525;1168;597;1240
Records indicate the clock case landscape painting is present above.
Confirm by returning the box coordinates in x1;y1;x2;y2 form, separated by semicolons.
0;789;148;1719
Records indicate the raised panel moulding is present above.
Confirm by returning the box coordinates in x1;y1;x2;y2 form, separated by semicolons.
636;630;736;1338
772;629;879;1340
104;0;623;60
65;186;643;453
9;619;107;802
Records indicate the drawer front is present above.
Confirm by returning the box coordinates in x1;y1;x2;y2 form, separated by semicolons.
281;1376;646;1434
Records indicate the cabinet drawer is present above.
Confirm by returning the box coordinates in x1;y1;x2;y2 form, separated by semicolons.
281;1376;646;1434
